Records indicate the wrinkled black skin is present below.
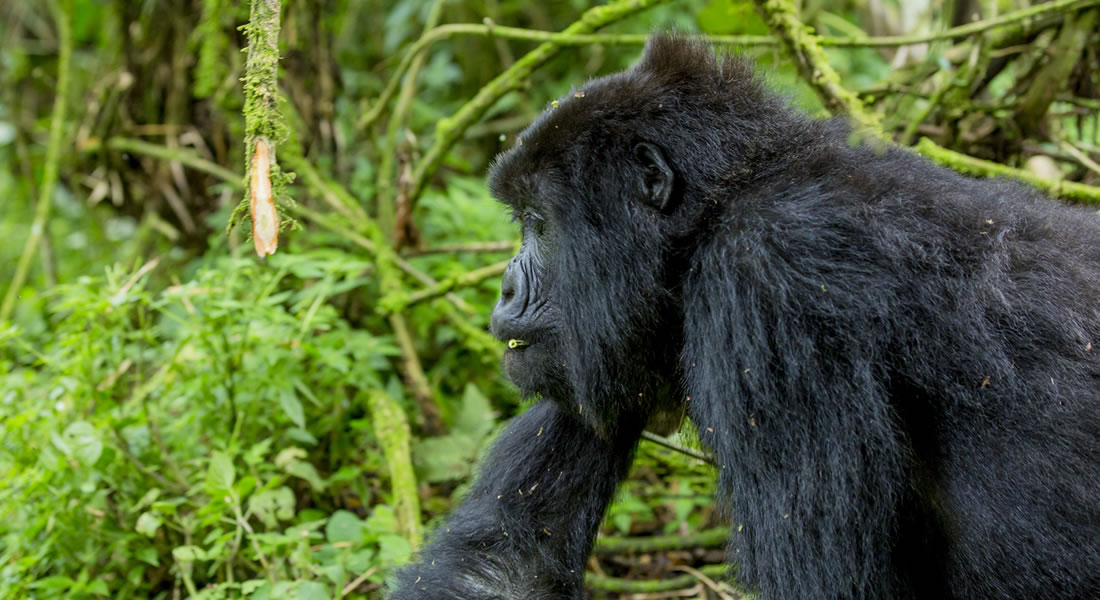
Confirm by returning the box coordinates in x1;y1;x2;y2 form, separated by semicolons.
388;36;1100;600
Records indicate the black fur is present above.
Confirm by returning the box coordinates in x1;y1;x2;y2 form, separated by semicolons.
389;36;1100;599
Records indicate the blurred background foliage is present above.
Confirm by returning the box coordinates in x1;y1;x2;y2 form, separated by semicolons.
1;0;1098;598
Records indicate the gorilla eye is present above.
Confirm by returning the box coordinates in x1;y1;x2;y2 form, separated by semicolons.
526;211;546;235
511;209;546;236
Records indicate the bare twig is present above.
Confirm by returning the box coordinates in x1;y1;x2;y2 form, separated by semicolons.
341;567;379;597
641;431;717;466
1059;138;1100;177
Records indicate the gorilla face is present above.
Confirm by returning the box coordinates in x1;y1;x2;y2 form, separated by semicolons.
487;91;683;426
488;196;567;397
485;40;784;428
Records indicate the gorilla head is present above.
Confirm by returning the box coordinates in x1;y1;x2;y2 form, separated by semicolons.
488;37;793;429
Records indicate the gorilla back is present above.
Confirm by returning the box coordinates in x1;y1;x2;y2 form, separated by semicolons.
389;36;1100;600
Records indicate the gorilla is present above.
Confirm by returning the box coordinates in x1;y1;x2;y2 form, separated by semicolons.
388;36;1100;599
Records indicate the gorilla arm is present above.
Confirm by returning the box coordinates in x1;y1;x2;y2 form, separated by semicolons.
387;400;644;600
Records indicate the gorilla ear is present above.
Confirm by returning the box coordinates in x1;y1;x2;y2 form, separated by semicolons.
634;143;675;212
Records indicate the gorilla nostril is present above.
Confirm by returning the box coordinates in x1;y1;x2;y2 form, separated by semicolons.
499;261;519;304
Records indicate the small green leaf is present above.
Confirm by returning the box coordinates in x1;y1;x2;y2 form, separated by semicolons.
244;438;274;465
235;475;258;499
30;576;74;590
296;581;329;600
279;388;305;429
275;447;307;468
454;384;495;440
285;460;326;491
364;505;398;537
172;545;206;562
135;511;162;537
249;486;295;528
135;546;160;567
377;534;413;564
63;421;103;465
325;510;364;544
206;452;236;495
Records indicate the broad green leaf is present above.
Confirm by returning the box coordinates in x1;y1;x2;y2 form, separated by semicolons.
377;534;413;565
30;576;74;590
454;384;495;440
414;435;478;483
325;510;364;545
135;546;159;567
249;486;295;528
285;460;326;491
172;545;206;562
135;511;162;537
296;581;329;600
279;388;305;429
364;505;398;537
63;421;103;465
206;452;236;496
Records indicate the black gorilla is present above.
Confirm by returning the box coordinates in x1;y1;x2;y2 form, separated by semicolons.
389;36;1100;599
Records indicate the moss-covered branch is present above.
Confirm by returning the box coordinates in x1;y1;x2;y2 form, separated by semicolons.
234;0;293;252
356;26;770;134
403;0;673;207
822;0;1098;47
358;0;1100;136
362;389;423;548
594;528;729;555
585;564;733;594
752;0;880;133
915;138;1100;204
387;260;509;313
1;0;72;323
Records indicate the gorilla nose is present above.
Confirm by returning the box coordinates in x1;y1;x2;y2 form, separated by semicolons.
491;259;529;335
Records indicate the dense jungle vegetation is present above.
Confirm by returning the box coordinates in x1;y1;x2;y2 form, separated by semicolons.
2;0;1098;598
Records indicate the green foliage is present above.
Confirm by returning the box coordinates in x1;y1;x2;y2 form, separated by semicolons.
0;253;413;598
605;430;715;536
413;384;498;483
5;0;1096;596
